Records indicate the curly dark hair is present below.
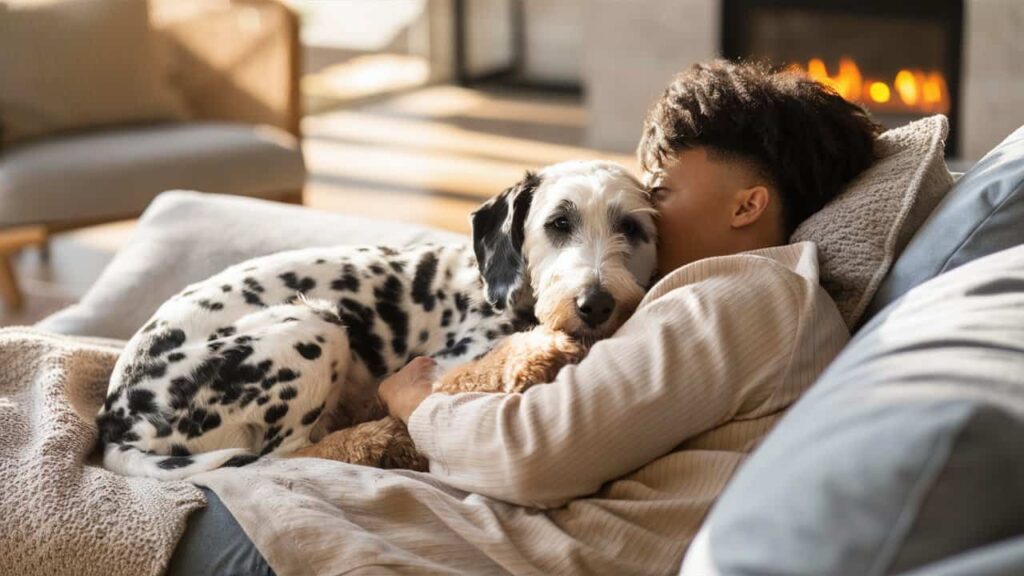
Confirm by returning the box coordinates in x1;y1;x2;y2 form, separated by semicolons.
638;59;883;234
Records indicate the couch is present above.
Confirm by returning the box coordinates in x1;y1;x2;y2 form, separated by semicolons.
0;0;307;310
30;121;1024;574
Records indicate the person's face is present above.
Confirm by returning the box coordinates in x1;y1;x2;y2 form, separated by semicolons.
647;147;751;275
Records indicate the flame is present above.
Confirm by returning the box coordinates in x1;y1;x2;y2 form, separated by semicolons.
798;57;949;114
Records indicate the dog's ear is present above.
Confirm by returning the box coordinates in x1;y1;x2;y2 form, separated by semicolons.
471;171;540;310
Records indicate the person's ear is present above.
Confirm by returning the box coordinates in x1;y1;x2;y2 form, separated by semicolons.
730;185;771;229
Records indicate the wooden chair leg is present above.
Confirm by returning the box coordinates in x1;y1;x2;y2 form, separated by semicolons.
0;254;23;312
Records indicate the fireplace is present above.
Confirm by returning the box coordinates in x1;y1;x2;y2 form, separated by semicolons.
722;0;963;155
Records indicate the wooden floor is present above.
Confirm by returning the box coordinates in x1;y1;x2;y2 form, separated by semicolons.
1;85;636;327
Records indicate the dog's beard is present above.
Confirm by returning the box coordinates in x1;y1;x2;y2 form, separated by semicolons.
532;273;645;341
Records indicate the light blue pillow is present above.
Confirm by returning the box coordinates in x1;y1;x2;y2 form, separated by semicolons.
685;243;1024;576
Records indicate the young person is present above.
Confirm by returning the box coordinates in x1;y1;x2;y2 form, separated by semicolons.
188;60;882;575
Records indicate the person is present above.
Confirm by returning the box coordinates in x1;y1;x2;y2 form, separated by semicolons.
190;60;882;575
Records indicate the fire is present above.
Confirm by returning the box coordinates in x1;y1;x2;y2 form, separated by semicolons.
798;57;949;114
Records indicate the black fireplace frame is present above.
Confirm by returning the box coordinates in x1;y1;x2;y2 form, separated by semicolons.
721;0;963;156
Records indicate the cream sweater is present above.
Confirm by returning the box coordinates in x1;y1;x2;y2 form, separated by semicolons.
195;241;850;575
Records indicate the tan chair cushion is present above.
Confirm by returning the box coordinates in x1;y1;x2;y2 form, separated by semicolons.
792;115;955;329
0;0;186;148
0;122;306;227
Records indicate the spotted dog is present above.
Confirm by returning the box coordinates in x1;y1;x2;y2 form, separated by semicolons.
97;160;658;480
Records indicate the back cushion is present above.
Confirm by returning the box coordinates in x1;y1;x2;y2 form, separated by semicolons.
863;124;1024;325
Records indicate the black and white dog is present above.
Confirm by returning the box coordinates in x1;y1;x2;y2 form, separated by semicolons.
97;160;658;479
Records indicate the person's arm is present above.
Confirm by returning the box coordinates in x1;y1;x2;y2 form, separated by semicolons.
402;256;824;509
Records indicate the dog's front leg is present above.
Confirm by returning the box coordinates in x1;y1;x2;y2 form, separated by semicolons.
433;326;589;395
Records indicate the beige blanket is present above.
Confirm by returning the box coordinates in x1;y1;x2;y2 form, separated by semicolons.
0;328;205;576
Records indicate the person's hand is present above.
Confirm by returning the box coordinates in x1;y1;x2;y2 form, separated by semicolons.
378;356;437;424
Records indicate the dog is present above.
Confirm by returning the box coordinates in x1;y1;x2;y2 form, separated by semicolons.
96;160;658;480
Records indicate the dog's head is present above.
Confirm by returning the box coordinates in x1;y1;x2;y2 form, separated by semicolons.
472;160;657;339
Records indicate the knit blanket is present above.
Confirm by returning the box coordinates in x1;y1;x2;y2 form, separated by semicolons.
0;328;205;576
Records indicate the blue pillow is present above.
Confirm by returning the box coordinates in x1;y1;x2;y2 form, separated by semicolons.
682;244;1024;575
863;124;1024;325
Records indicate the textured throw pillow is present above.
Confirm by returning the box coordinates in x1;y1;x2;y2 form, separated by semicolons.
0;0;186;148
792;115;954;329
864;123;1024;323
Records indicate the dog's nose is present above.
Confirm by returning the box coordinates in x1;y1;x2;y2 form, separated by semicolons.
576;288;615;327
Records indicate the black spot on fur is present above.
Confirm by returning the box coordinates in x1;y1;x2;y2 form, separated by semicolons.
242;290;266;307
96;408;133;444
419;330;429;343
242;277;267;307
198;299;224;311
375;275;409;356
170;444;191;456
295;342;322;360
331;263;361;292
142;320;159;333
369;263;386;275
158;456;195;470
454;292;470;321
148;329;186;357
256;396;271;406
127;388;157;415
411;252;439;311
389;260;405;273
339;298;387;378
221;284;232;292
177;407;222;438
167;352;186;363
223;454;259;467
123;359;168;387
379;246;398;256
243;277;265;293
279;271;316;293
301;404;325;426
277;368;299;382
441;309;452;327
278;386;298;400
264;404;289;424
239;387;261;408
437;336;474;359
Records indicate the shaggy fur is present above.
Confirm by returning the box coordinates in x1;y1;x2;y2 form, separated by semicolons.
293;326;589;469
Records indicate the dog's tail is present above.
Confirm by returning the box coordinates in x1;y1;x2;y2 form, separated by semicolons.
103;442;258;481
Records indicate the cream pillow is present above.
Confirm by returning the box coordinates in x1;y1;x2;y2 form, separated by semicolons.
792;115;954;329
0;0;186;148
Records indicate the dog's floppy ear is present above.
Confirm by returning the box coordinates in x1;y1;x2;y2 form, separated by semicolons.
471;171;540;310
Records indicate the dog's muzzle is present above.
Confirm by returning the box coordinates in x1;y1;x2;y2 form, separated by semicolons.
575;287;615;328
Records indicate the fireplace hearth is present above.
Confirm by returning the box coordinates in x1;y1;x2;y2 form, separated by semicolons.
722;0;963;155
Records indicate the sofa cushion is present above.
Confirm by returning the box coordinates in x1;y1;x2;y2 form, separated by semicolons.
0;122;306;227
36;191;468;339
864;123;1024;325
792;115;954;329
0;0;186;148
681;243;1024;576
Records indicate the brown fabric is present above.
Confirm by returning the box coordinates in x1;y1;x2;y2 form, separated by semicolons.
0;328;205;576
195;242;850;575
792;114;954;328
0;0;186;148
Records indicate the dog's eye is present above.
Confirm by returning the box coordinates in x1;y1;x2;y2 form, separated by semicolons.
546;216;572;233
617;217;645;241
